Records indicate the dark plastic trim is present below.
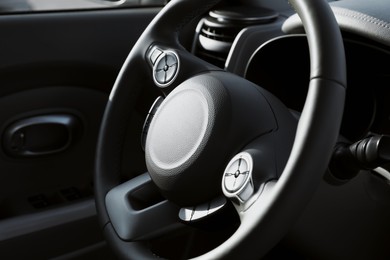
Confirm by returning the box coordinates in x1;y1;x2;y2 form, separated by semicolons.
3;114;81;157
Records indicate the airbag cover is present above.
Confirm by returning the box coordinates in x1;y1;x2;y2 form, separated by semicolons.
145;72;277;206
147;88;211;169
145;74;230;206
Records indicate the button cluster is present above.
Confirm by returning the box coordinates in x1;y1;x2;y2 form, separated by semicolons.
222;152;254;203
150;47;179;88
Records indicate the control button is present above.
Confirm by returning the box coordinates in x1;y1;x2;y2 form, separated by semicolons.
149;47;163;65
165;63;178;83
222;152;254;203
224;157;250;192
154;69;167;84
153;51;179;87
166;53;177;67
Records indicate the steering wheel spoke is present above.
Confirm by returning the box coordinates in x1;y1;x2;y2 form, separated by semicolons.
105;173;184;241
234;180;277;221
178;196;227;222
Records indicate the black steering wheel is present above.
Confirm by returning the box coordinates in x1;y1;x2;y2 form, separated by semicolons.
95;0;346;258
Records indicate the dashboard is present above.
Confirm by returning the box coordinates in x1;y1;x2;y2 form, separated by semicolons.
246;34;390;143
190;2;390;144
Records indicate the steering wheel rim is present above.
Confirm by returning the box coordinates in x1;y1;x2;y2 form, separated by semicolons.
95;0;346;259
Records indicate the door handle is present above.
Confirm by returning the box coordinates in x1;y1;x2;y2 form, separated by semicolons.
2;114;81;157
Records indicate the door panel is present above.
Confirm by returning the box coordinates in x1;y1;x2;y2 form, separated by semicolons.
0;7;161;259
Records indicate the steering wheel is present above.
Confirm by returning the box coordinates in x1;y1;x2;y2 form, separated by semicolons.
95;0;346;258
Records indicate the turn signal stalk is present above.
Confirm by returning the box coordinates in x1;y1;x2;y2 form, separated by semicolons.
330;135;390;181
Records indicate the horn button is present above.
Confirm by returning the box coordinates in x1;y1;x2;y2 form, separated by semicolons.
145;72;277;206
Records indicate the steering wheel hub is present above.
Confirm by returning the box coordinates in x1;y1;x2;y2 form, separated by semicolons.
145;74;231;206
145;70;284;206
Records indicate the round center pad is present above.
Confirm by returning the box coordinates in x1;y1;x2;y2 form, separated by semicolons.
147;88;210;169
145;74;229;206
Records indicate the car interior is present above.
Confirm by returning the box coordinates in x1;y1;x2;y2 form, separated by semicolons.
0;0;389;259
